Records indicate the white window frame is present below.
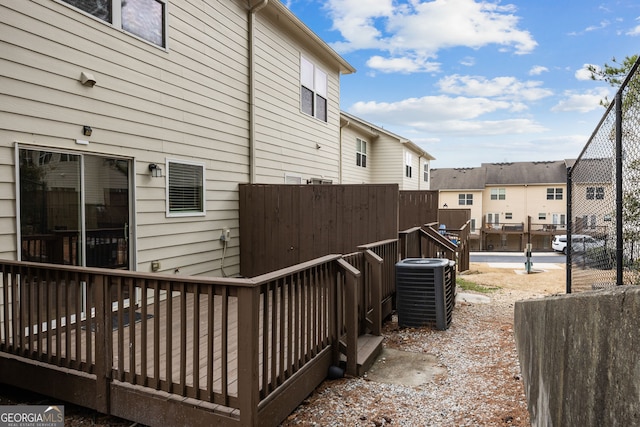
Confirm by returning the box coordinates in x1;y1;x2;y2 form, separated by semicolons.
166;159;206;217
300;56;328;122
58;0;168;48
552;213;566;225
458;193;473;206
490;188;506;200
356;138;367;168
547;187;563;200
285;173;303;184
487;213;500;225
405;152;413;178
423;162;429;182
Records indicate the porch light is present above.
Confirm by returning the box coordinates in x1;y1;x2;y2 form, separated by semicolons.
82;125;92;136
149;163;163;178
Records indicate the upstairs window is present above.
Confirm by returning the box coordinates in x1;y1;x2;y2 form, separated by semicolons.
62;0;166;47
167;160;205;216
490;188;506;200
300;56;328;122
547;187;563;200
405;152;412;178
586;186;604;200
356;138;367;167
458;193;473;205
423;162;429;182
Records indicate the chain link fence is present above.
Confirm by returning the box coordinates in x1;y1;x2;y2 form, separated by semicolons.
568;58;640;292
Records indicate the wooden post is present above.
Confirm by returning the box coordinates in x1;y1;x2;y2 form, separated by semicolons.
337;259;360;377
94;274;111;414
237;285;260;426
363;250;383;336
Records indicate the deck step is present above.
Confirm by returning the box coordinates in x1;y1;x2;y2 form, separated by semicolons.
356;334;384;376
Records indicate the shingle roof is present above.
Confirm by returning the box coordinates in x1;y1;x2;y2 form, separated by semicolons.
431;160;570;190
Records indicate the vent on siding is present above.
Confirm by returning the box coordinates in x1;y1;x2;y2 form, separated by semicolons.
307;178;332;184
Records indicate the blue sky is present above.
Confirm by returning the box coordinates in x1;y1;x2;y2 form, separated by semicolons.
285;0;640;168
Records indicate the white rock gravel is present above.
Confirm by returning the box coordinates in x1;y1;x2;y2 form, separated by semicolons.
281;289;541;427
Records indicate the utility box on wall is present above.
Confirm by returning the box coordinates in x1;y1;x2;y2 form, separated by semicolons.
395;258;456;330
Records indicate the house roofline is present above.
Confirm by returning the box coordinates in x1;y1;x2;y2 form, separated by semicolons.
341;111;435;160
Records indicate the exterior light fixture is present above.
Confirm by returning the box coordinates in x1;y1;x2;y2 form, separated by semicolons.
148;163;163;178
80;71;97;87
82;125;92;136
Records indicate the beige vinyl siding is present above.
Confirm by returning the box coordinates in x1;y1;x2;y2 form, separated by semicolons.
340;127;372;184
252;12;341;184
402;149;421;190
438;190;483;234
370;135;403;185
0;0;250;276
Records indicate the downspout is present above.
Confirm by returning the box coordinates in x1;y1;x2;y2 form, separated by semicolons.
249;0;268;183
339;120;350;184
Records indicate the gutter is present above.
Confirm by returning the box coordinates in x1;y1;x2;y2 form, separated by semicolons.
248;0;268;183
339;119;350;183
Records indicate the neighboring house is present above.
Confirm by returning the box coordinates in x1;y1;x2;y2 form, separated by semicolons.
0;0;354;277
340;111;434;189
431;161;570;251
566;158;615;236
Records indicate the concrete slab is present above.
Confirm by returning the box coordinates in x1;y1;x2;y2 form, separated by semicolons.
364;348;445;387
487;262;562;269
456;292;491;304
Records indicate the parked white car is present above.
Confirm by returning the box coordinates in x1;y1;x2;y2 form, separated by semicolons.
552;234;604;254
552;235;567;253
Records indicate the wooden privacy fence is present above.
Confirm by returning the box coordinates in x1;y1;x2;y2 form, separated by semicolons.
239;184;400;277
0;256;362;427
398;190;439;230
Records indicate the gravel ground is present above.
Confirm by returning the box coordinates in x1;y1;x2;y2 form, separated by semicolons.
281;290;532;427
0;262;564;426
281;263;566;427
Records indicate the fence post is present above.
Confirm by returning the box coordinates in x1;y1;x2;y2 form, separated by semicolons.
237;285;259;426
337;259;360;376
94;274;111;414
615;91;624;286
566;167;572;294
363;250;383;336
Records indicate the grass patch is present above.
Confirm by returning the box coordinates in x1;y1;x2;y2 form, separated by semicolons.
456;277;500;293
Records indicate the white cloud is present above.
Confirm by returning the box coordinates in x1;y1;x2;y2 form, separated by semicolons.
348;95;546;137
575;64;599;81
327;0;537;73
626;24;640;36
437;75;553;102
460;56;476;67
350;95;511;122
585;20;610;32
551;88;611;113
529;65;548;76
366;56;441;73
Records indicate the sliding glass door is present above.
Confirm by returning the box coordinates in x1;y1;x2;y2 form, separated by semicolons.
19;148;131;269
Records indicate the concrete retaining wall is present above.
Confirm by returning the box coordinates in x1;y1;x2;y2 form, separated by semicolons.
514;286;640;427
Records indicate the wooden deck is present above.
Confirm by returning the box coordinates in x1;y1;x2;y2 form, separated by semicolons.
0;248;395;427
0;231;466;426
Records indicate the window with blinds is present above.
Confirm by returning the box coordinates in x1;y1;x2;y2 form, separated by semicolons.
167;160;205;216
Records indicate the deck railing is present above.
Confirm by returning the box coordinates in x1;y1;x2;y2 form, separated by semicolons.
0;255;359;426
399;225;463;270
